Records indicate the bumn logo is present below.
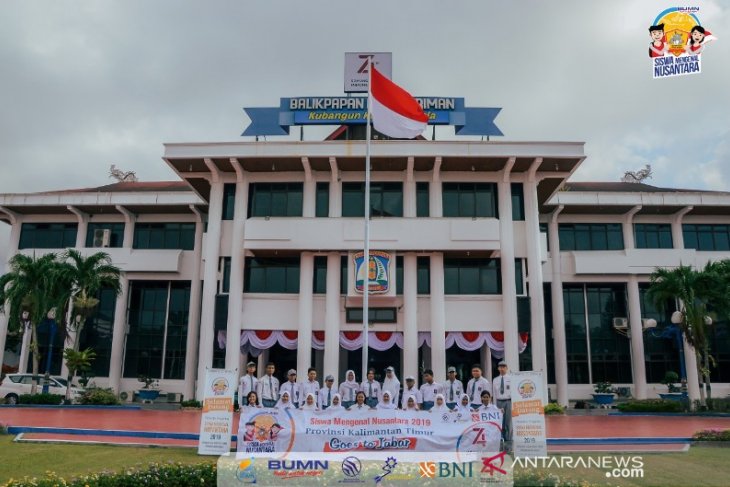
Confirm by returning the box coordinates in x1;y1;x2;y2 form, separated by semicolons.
357;54;375;73
419;462;473;478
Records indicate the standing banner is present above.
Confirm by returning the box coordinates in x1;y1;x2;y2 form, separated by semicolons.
198;367;237;455
510;370;547;457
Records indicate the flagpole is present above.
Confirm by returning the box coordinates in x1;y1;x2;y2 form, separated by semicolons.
362;57;372;383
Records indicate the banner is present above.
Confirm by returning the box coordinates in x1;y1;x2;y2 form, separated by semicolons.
237;407;503;456
198;367;237;455
510;371;547;458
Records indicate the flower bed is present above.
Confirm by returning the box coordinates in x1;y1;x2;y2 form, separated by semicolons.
692;429;730;441
616;399;683;413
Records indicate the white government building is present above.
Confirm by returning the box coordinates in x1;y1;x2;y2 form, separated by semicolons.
0;132;728;404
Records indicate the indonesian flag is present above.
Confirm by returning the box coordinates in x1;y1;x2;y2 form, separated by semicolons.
370;65;428;139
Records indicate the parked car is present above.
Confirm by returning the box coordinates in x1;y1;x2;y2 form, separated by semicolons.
0;374;84;404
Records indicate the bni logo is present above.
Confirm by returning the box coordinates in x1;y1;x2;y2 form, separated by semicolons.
419;462;474;478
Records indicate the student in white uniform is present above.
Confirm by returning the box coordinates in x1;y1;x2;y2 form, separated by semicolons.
280;369;302;408
492;360;512;445
401;376;422;409
381;366;401;406
243;391;262;410
360;368;381;408
299;393;319;411
348;391;373;411
318;375;337;410
466;364;491;410
339;370;359;409
403;395;420;411
454;393;473;422
327;393;344;412
444;366;464;410
477;390;500;414
275;391;293;409
301;367;320;399
430;393;452;413
419;369;444;411
376;390;398;410
257;362;280;408
238;361;259;408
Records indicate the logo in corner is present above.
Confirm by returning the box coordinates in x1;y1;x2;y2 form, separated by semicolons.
235;457;257;483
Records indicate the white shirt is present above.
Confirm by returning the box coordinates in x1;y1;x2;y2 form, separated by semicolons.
492;374;511;401
360;380;381;400
301;379;320;398
318;385;336;409
466;377;492;404
239;374;259;405
419;382;444;403
444;379;464;403
280;381;302;405
257;375;280;402
401;386;422;409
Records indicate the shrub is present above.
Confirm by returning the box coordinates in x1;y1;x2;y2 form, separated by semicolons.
706;397;730;412
180;399;202;408
79;387;120;406
544;402;565;415
692;429;730;441
2;462;217;487
617;399;682;413
0;422;8;435
18;393;64;405
593;381;613;394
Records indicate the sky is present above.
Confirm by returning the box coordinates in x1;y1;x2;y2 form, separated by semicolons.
0;0;728;265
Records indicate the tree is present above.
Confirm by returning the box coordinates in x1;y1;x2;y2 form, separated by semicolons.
57;250;121;400
647;262;726;407
63;348;96;393
0;254;73;393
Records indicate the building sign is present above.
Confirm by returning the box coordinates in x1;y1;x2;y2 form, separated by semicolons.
243;97;502;137
354;250;391;294
648;7;716;79
198;367;237;455
344;52;392;93
510;371;547;458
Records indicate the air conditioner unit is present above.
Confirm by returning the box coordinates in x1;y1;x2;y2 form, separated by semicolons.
92;228;112;248
642;318;657;329
612;317;628;329
167;392;182;403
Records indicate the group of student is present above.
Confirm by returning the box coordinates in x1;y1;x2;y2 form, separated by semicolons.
237;360;513;439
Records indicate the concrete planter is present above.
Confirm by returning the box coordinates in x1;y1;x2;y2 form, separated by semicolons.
592;393;615;405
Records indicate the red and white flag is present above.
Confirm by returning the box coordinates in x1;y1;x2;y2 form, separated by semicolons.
370;65;428;139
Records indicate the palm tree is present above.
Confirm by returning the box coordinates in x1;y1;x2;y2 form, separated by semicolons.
647;263;724;407
0;254;73;393
57;250;121;399
62;348;96;392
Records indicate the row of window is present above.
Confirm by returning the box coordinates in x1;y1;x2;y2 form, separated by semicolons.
236;182;526;219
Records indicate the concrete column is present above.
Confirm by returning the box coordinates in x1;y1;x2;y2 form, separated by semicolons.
403;253;418;381
302;158;316;218
627;276;648;399
183;208;205;400
429;253;446;381
404;157;416;218
225;171;248;372
196;177;225;400
549;207;569;406
324;253;341;381
429;158;442;218
116;206;136;248
329;158;342;218
498;177;520;372
671;206;693;250
18;328;31;374
297;252;315;376
622;205;641;251
683;338;702;405
481;343;492;382
0;214;21;374
108;275;129;394
524;176;548;376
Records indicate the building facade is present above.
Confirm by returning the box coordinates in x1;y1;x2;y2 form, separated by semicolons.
0;138;728;403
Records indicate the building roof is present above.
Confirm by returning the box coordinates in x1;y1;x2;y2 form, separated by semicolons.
563;181;726;194
34;181;192;195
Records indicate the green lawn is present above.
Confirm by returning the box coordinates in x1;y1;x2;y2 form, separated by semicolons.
513;447;730;487
0;436;214;483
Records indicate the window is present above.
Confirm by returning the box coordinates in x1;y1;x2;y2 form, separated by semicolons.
395;256;404;295
563;286;589;384
222;184;236;220
340;256;348;294
86;223;124;248
221;257;231;293
244;257;300;293
345;308;397;323
515;258;524;295
123;281;191;380
313;256;327;294
416;182;429;217
442;183;498;218
133;223;195;250
315;182;330;217
634;223;673;249
78;288;117;377
342;182;403;217
540;223;549;251
417;256;430;295
19;223;77;249
511;183;525;221
248;183;303;218
444;258;501;295
639;284;680;383
558;223;624;251
682;224;730;251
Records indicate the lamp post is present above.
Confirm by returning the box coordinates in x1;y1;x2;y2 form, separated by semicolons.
42;308;58;394
18;311;32;374
669;310;712;400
